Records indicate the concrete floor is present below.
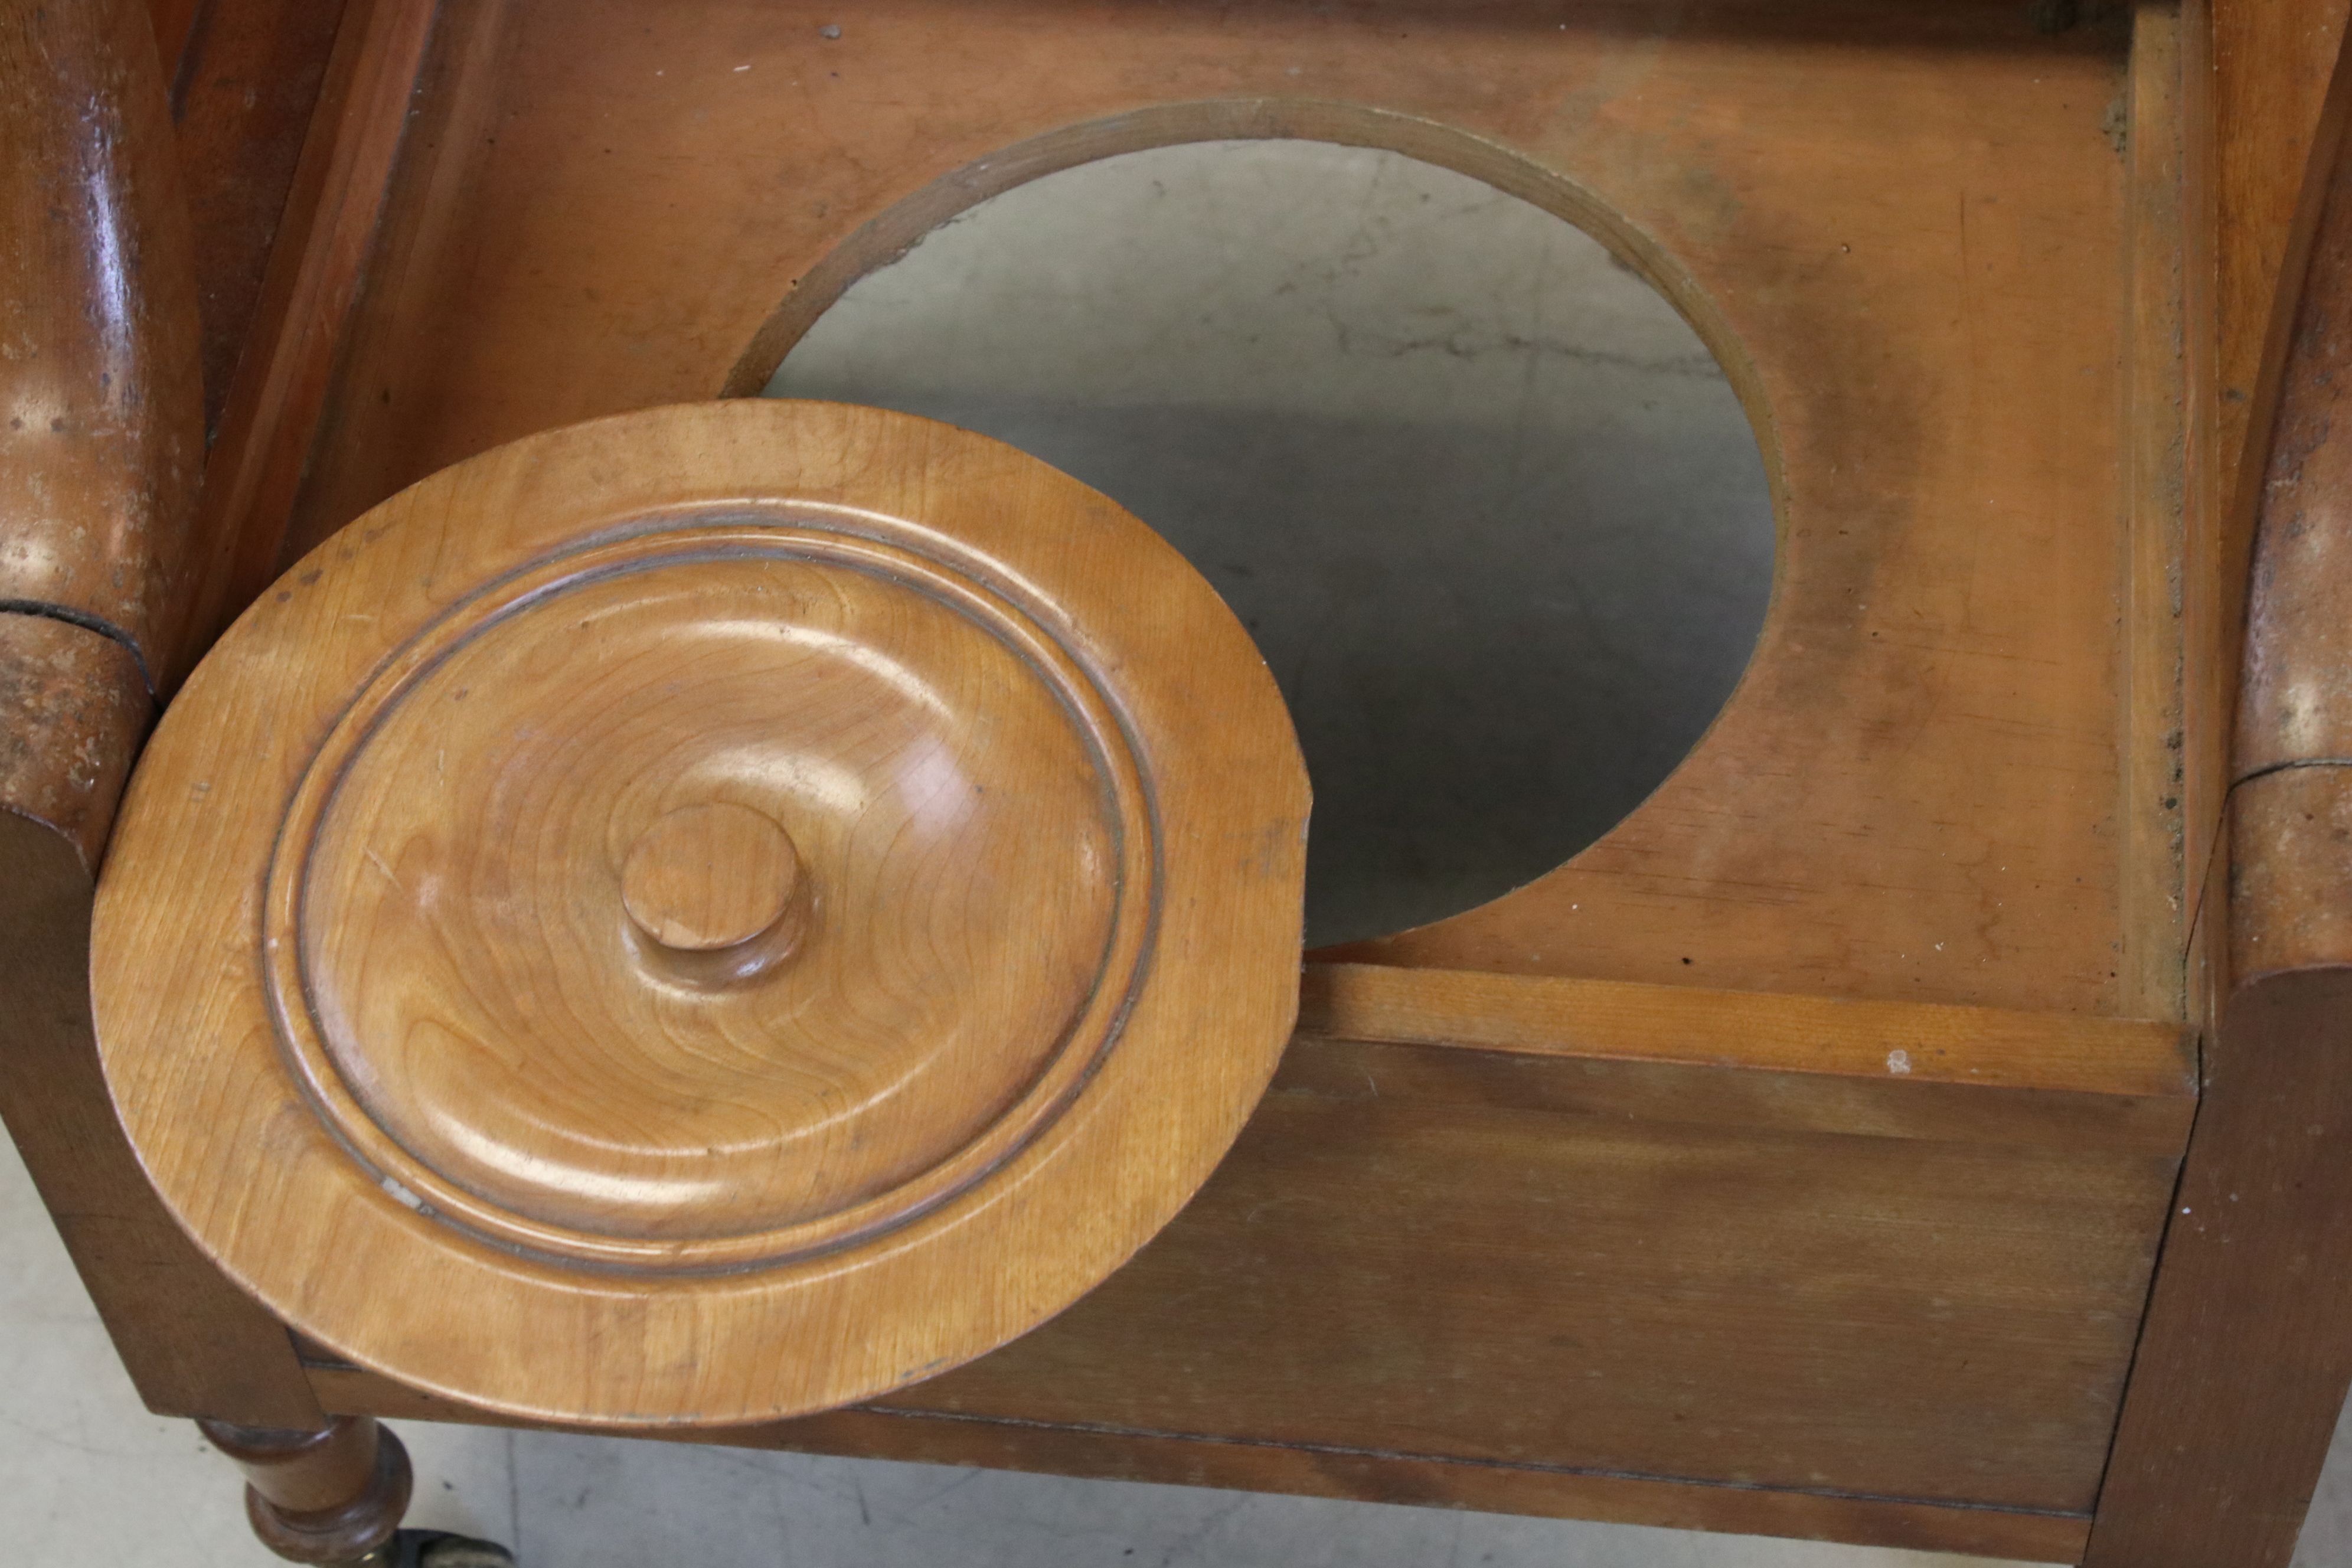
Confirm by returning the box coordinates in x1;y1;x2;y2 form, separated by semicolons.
9;141;2350;1564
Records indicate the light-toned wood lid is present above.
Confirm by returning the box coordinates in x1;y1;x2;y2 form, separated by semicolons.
92;401;1307;1426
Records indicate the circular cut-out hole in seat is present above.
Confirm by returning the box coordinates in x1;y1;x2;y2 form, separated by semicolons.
766;141;1775;948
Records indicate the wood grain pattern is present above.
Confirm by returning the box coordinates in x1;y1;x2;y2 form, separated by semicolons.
619;801;806;956
313;1366;2092;1562
277;529;1151;1263
1;0;203;680
2228;765;2352;983
0;792;324;1429
2082;957;2352;1567
2211;0;2352;522
92;399;1309;1425
165;0;352;439
88;1;2206;1551
1304;961;2194;1103
2236;70;2352;780
2187;0;2352;975
2086;26;2352;1559
884;1034;2180;1524
177;0;437;684
276;0;2165;1020
299;961;2187;1554
202;1413;391;1517
0;615;152;871
2123;0;2194;1023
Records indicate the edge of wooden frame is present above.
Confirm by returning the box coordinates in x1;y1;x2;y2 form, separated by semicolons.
306;1364;2092;1563
2086;6;2352;1559
0;796;325;1429
2122;0;2195;1025
1304;961;2194;1107
174;0;437;688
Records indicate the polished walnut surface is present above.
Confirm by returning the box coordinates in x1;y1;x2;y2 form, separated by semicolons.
0;0;204;678
92;399;1308;1424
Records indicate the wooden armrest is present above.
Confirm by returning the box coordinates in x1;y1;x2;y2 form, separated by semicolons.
2233;41;2352;988
1;0;205;860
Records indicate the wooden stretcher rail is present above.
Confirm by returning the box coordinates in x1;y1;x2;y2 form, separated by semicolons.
1304;962;2196;1102
311;1366;2092;1562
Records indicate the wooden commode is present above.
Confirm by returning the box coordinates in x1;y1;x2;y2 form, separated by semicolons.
9;1;2352;1565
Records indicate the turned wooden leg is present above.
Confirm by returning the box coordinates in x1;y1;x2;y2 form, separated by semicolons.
199;1416;413;1564
197;1416;519;1567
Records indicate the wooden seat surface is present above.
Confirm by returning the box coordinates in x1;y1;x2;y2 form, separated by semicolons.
259;0;2187;1033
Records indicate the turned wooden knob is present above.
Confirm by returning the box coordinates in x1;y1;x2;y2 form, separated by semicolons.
91;401;1309;1427
620;802;807;971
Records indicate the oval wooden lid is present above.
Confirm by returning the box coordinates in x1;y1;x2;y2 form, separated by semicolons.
92;401;1308;1426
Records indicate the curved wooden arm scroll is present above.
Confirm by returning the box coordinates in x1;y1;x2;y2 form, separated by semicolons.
0;0;203;868
2233;93;2352;991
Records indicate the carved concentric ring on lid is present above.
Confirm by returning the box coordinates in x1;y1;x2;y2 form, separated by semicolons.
270;519;1155;1270
92;401;1308;1425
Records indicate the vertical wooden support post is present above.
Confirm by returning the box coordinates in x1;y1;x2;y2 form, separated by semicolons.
2085;28;2352;1564
0;0;322;1428
5;22;505;1568
2086;928;2352;1566
200;1416;416;1565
